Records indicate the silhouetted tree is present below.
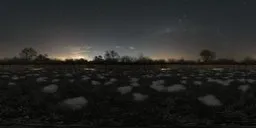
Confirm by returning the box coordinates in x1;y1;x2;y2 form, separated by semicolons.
19;47;38;61
120;56;135;63
48;58;63;65
35;54;49;62
93;55;104;62
215;58;237;64
65;59;75;65
167;58;176;63
199;49;216;62
242;56;256;64
136;53;153;64
104;50;120;62
177;57;185;64
3;47;250;65
75;58;88;64
154;59;166;64
2;56;21;65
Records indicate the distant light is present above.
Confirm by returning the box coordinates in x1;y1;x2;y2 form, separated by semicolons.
55;55;88;60
71;55;87;59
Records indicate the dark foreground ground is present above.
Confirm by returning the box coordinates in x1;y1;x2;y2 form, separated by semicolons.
1;65;256;127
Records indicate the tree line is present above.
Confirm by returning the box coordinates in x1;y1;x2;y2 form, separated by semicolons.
0;47;255;65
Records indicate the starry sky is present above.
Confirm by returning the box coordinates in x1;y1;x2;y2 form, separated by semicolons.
1;0;256;60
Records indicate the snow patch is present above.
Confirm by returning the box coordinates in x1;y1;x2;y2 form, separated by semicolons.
194;81;202;86
104;78;117;85
81;75;91;81
133;93;148;101
91;80;101;85
65;73;73;77
52;79;59;83
247;79;255;84
161;68;171;71
238;85;250;92
20;76;26;79
131;82;140;87
208;78;233;86
150;80;165;92
36;77;48;83
12;76;19;80
198;94;222;106
97;74;105;79
62;97;88;110
84;68;95;71
33;74;40;77
130;78;139;83
42;84;58;93
182;76;188;79
181;80;187;84
238;78;246;83
8;82;16;86
69;79;75;83
110;78;118;82
31;68;43;71
130;78;140;87
1;75;9;78
117;86;133;95
212;68;224;71
167;84;186;92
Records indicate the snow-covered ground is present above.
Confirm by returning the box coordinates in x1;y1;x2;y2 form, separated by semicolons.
0;66;256;125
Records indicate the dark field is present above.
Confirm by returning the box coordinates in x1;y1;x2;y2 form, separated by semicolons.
1;65;256;127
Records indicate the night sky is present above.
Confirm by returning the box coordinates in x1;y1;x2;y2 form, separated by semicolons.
1;0;256;60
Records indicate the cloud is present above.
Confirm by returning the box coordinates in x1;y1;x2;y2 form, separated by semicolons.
87;46;92;50
79;51;91;54
115;46;121;49
129;46;135;50
80;46;92;51
73;48;91;54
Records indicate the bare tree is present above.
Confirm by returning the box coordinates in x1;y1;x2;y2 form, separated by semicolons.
19;47;38;61
136;53;153;63
199;49;216;62
93;55;104;62
120;56;135;63
104;50;120;62
154;59;166;64
35;54;49;61
242;56;256;64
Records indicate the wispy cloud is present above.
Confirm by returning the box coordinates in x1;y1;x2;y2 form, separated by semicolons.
115;46;121;49
129;46;135;50
87;46;92;50
73;46;92;54
80;46;92;51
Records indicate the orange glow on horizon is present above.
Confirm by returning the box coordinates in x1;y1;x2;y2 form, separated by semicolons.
151;54;182;60
50;55;91;61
